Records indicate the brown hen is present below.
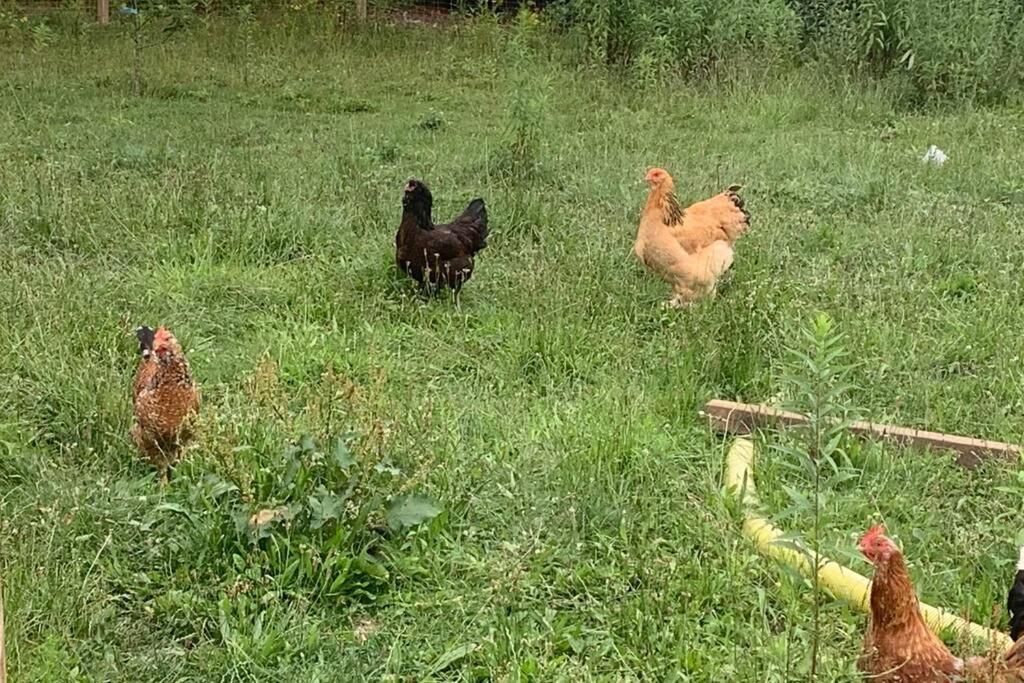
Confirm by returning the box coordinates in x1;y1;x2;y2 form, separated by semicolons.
858;525;964;682
131;325;200;484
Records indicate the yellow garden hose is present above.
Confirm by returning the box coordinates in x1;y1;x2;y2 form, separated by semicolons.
723;437;1014;652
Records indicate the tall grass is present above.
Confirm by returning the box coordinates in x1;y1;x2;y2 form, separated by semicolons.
1;9;1023;680
6;0;1023;101
547;0;800;79
549;0;1024;102
797;0;1024;102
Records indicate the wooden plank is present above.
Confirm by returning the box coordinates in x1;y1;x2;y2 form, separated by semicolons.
702;399;1022;469
355;0;366;20
97;0;109;25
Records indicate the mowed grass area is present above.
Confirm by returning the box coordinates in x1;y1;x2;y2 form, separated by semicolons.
2;13;1024;680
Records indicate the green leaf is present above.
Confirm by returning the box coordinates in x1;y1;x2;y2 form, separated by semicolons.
299;434;317;453
328;570;350;595
771;537;813;563
374;460;402;477
386;494;441;531
427;643;477;677
282;452;302;490
354;552;390;581
332;437;355;470
782;485;811;510
153;502;191;517
308;485;344;530
204;475;239;499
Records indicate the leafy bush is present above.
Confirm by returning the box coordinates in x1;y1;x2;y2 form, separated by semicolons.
156;433;437;592
547;0;1024;101
899;0;1024;102
771;313;859;678
551;0;801;78
797;0;1024;102
111;421;442;644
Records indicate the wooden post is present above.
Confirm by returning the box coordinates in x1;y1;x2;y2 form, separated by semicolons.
355;0;366;20
97;0;110;25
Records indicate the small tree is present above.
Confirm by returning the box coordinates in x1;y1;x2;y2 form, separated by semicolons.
118;0;191;95
774;312;858;681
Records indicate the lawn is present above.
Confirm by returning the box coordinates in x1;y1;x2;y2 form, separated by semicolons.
1;11;1023;681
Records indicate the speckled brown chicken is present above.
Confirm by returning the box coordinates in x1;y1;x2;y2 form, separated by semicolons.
131;325;200;484
857;525;964;682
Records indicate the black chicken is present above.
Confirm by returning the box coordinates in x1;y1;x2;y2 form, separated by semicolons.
395;179;488;291
1010;545;1024;641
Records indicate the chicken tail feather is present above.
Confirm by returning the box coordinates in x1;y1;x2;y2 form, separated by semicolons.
726;185;750;224
464;196;483;218
456;198;489;252
463;198;487;223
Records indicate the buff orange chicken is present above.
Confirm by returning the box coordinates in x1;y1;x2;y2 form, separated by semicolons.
633;167;749;307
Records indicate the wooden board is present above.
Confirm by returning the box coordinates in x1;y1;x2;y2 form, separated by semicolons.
702;399;1022;469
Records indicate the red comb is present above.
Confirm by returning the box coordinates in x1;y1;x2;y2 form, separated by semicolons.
860;524;887;544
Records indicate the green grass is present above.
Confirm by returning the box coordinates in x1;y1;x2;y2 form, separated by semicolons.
2;11;1024;681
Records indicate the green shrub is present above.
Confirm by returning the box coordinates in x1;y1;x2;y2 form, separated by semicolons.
899;0;1024;102
554;0;801;78
499;9;550;182
794;0;1024;102
549;0;1024;101
107;409;443;646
